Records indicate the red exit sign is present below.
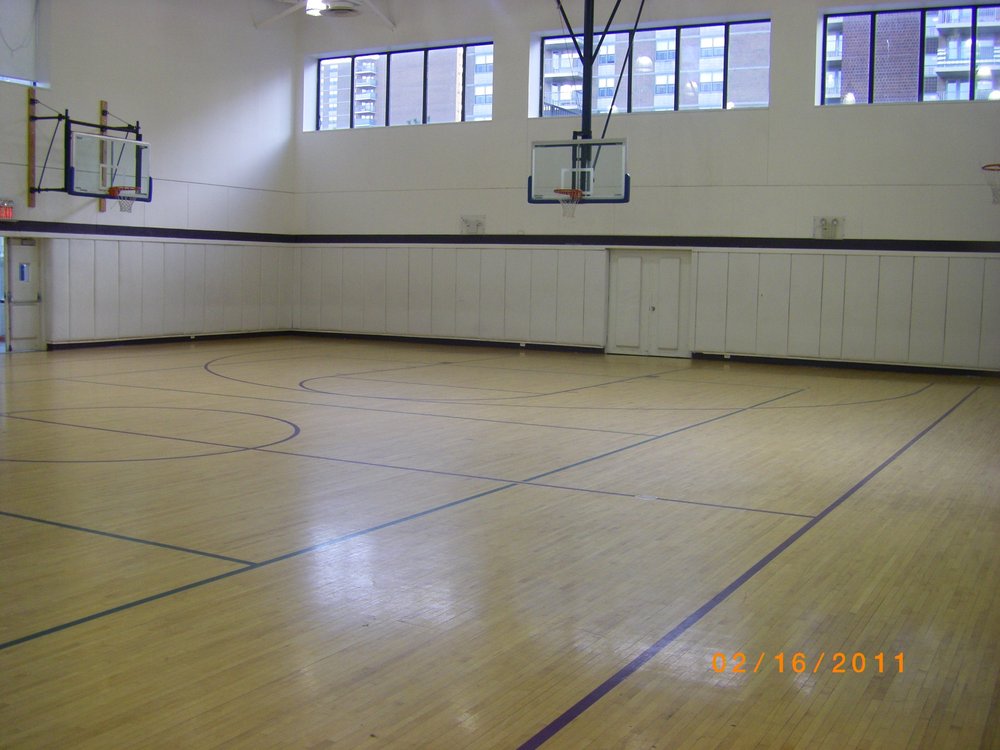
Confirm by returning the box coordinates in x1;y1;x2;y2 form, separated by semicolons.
0;199;14;221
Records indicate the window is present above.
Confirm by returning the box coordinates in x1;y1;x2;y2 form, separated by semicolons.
540;19;770;117
317;42;494;130
821;5;1000;105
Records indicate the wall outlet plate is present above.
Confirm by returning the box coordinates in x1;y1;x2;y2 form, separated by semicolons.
461;215;485;235
813;216;846;240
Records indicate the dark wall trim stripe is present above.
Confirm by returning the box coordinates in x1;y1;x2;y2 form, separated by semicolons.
4;220;999;254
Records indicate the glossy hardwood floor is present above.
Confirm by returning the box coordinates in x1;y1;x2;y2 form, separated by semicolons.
1;336;998;749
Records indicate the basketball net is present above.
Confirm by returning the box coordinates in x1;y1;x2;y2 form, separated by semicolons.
108;186;138;213
983;164;1000;205
554;188;584;218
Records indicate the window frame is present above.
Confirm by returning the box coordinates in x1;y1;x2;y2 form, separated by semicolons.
820;4;1000;105
537;18;771;117
316;41;494;130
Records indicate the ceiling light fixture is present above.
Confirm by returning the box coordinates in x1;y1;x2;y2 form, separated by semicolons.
305;0;327;16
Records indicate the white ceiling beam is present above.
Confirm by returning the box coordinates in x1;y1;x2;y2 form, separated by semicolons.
359;0;395;30
254;1;306;29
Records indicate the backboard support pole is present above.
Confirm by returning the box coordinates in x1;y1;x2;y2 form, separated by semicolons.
579;0;594;141
98;100;108;213
26;88;36;208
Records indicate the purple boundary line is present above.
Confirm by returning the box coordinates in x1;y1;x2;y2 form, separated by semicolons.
516;385;980;750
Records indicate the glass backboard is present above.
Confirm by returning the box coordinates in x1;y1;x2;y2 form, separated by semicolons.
67;132;152;201
528;138;629;203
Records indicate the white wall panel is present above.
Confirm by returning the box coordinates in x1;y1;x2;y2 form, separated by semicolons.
693;252;727;352
183;244;206;334
163;244;187;335
278;247;296;329
842;255;879;361
319;247;342;330
240;246;262;331
874;256;913;364
610;254;643;351
455;250;481;338
431;248;457;336
341;248;365;332
119;243;143;339
94;241;120;340
530;248;558;343
479;249;506;340
259;248;280;331
408;247;433;335
363;248;387;333
555;250;586;345
385;249;409;334
819;255;846;359
725;253;759;353
36;236;996;372
980;259;1000;369
653;255;682;353
45;239;70;342
756;253;791;356
504;249;532;341
141;243;165;336
788;254;823;357
943;258;984;368
582;250;607;347
979;258;1000;370
218;247;239;331
69;240;96;341
908;256;947;365
204;245;224;333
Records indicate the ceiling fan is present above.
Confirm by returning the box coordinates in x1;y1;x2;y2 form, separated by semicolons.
304;0;362;17
256;0;395;29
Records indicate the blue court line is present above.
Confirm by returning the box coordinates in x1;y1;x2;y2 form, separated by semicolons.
0;565;258;651
0;384;795;652
530;483;817;519
58;376;664;438
1;408;299;452
523;388;804;484
515;385;980;750
295;366;692;405
0;510;256;566
0;484;515;653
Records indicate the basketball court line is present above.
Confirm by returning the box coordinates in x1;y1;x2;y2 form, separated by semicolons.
209;349;692;405
0;406;301;463
514;385;980;749
5;377;662;438
0;510;256;566
298;367;691;403
299;373;543;396
0;381;815;652
522;388;805;483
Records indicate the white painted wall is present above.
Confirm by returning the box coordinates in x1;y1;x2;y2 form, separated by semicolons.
692;248;1000;370
294;0;1000;241
293;245;607;347
45;238;296;344
0;0;297;233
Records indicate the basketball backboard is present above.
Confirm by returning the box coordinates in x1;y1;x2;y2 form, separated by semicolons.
528;138;629;204
67;131;152;201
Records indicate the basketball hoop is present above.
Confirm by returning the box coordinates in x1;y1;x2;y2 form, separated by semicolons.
554;187;584;218
108;186;139;213
983;164;1000;205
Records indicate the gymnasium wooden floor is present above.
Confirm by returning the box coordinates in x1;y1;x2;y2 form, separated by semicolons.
1;336;998;749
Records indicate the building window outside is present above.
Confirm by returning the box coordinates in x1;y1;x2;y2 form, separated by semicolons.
821;5;1000;105
540;19;770;117
318;42;493;130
